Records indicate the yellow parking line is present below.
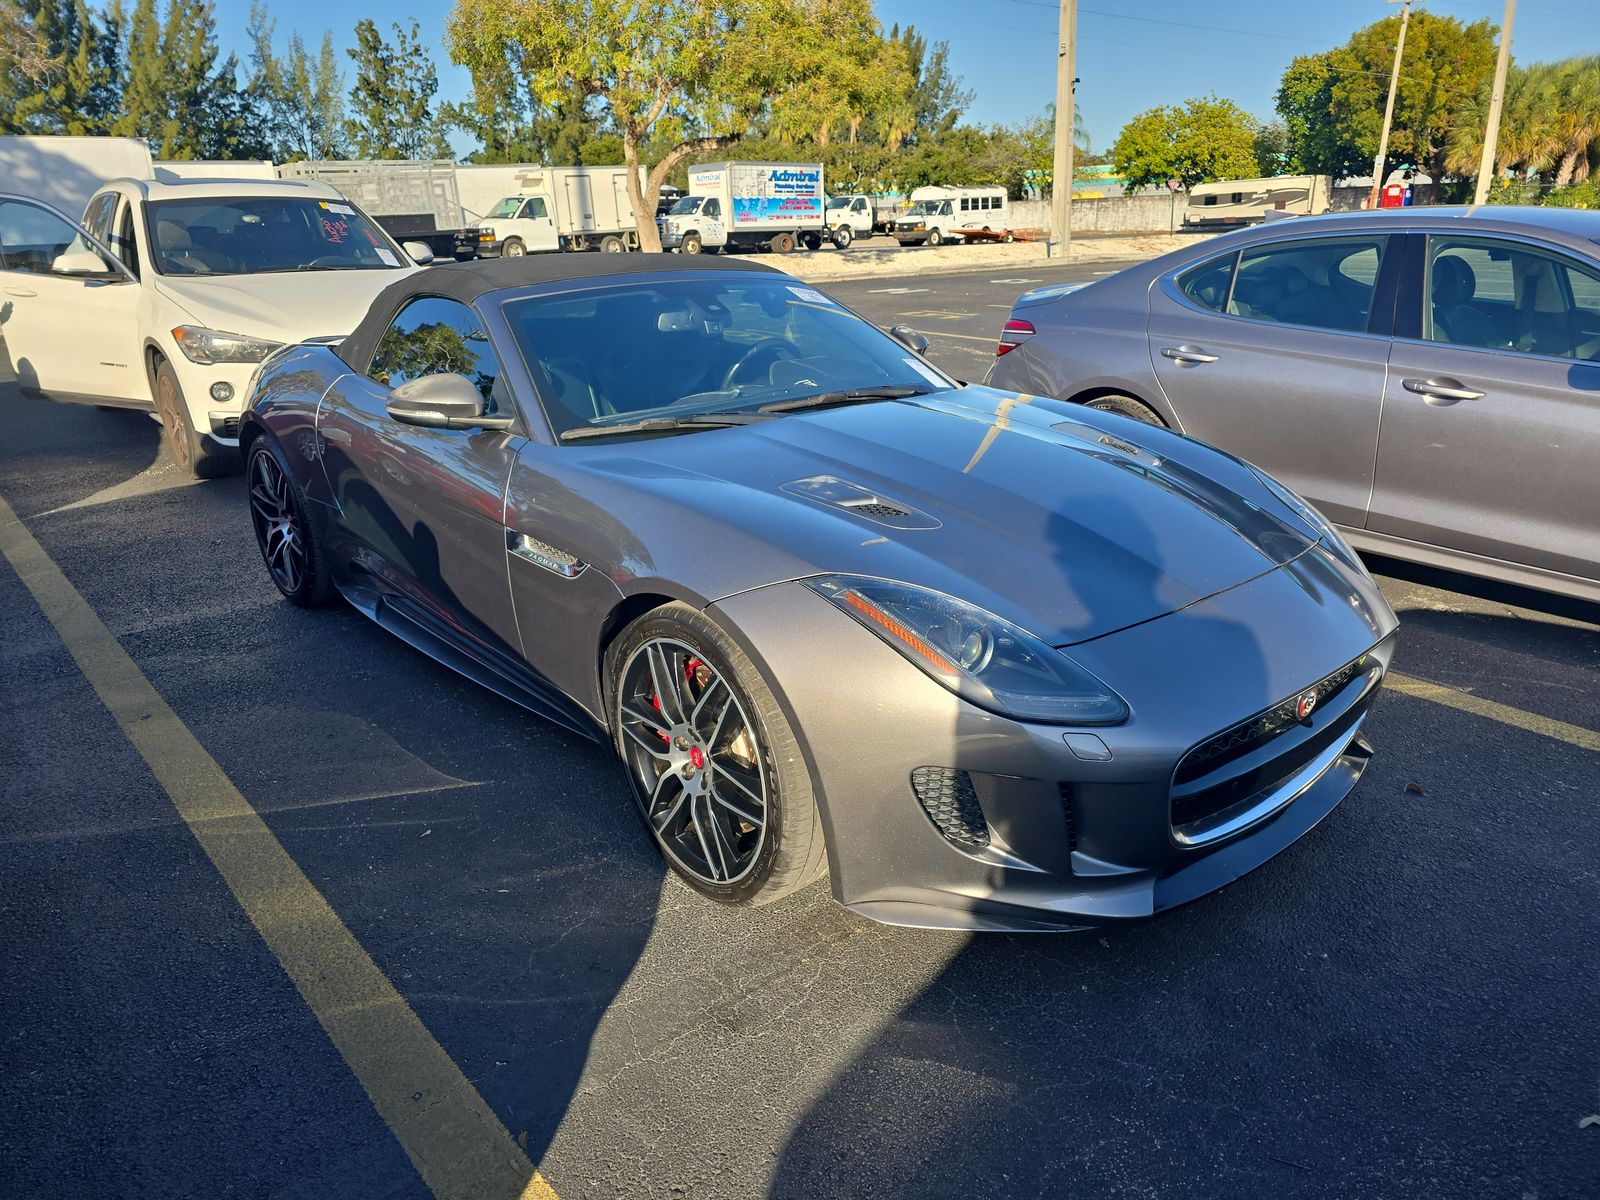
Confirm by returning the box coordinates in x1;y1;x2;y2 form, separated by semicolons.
0;492;556;1200
1386;671;1600;754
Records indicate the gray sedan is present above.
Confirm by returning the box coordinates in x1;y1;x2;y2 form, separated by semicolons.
987;206;1600;603
241;254;1397;932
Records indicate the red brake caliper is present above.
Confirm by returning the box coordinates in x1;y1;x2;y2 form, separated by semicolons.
651;693;669;741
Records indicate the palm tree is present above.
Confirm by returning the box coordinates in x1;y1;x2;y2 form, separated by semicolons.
1546;55;1600;187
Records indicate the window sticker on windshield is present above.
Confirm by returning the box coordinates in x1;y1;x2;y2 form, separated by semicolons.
904;356;947;386
787;286;834;305
324;202;355;216
376;247;400;266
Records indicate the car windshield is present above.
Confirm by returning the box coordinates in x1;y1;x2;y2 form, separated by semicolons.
504;275;951;439
487;197;522;219
144;196;408;277
906;201;945;216
827;197;851;210
667;196;703;216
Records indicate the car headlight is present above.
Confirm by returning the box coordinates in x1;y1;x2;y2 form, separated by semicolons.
1248;466;1358;563
804;575;1129;725
170;326;283;365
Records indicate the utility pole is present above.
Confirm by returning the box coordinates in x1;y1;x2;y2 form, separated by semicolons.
1473;0;1518;205
1368;0;1414;210
1048;0;1078;259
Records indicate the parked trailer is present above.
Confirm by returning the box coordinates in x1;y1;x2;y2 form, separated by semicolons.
1183;175;1332;228
659;162;826;254
893;186;1010;246
456;164;647;256
276;160;482;260
0;135;153;221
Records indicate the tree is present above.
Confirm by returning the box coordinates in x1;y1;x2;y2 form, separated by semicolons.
1275;12;1496;181
447;0;825;253
1449;55;1600;189
246;6;346;161
1111;96;1261;192
347;18;450;160
0;0;121;135
889;24;971;144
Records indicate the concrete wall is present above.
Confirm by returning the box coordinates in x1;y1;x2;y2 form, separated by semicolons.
1012;193;1183;235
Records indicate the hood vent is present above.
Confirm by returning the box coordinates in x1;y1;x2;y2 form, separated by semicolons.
781;475;941;530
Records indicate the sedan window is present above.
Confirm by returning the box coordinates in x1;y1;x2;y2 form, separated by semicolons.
370;296;503;404
1178;252;1238;312
1426;236;1600;362
1227;236;1388;333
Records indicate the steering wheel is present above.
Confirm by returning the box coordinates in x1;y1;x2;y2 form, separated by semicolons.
722;338;798;390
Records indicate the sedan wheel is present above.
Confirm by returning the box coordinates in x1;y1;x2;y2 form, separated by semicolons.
1085;393;1167;427
247;438;332;606
608;604;826;905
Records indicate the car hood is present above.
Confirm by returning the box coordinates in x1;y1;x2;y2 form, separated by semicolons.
575;387;1321;646
154;268;416;343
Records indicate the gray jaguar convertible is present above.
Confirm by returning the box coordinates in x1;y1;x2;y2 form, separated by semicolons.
240;255;1398;932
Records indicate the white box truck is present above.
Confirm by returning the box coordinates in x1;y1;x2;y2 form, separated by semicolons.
457;165;646;256
659;162;826;254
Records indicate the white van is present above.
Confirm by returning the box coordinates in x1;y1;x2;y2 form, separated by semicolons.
893;186;1009;246
1184;175;1332;227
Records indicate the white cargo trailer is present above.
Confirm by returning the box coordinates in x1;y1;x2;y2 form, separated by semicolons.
659;162;826;254
0;135;153;221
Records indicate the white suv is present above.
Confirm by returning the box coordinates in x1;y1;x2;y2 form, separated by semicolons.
0;177;426;477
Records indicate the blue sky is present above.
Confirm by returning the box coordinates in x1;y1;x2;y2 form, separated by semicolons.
215;0;1600;158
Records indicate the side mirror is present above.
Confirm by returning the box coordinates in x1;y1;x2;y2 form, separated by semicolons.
387;373;514;431
401;240;435;265
52;249;119;278
889;324;930;356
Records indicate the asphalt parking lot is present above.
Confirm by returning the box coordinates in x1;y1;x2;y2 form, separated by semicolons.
3;259;1599;1200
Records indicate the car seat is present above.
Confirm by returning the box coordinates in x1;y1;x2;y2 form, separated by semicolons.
155;219;231;274
1430;256;1498;348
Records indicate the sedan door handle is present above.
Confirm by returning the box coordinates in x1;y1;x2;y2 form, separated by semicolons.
1160;345;1219;365
1402;377;1484;404
3;285;37;297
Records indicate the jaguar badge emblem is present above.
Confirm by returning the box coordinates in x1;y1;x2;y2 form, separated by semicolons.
1295;690;1319;720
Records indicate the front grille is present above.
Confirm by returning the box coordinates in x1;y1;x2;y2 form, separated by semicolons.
1179;657;1365;784
911;767;989;849
1171;654;1380;839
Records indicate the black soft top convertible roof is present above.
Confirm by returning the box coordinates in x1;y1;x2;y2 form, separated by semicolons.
336;252;784;373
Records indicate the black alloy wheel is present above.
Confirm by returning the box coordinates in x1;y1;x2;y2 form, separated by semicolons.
615;637;770;889
247;440;331;606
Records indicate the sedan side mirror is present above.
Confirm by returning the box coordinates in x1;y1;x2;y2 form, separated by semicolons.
401;240;435;265
52;249;120;278
387;373;514;431
890;324;930;356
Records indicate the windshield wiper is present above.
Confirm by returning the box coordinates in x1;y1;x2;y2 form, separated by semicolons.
558;412;768;442
758;386;931;414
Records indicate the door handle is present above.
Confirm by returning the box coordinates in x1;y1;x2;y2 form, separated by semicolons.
1402;377;1484;405
1160;345;1219;365
3;286;37;297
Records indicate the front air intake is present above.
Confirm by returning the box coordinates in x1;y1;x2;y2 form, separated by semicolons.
911;767;989;849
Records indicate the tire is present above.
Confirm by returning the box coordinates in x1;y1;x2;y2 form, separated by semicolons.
152;358;229;479
1085;393;1166;427
1002;230;1015;243
680;232;702;255
832;225;854;249
801;232;823;251
246;436;334;607
605;602;827;906
770;232;795;254
600;234;625;253
926;228;944;247
503;238;526;257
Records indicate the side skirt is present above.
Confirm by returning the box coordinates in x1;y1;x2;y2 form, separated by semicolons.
338;581;603;743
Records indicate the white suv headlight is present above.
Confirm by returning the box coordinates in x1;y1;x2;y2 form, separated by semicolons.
171;326;283;365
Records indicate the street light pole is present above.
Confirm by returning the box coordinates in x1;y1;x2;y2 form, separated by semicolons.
1048;0;1077;259
1368;0;1413;210
1473;0;1518;205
